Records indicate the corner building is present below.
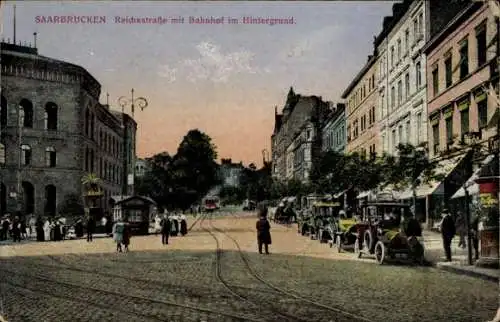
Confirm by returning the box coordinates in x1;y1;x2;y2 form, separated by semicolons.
0;42;136;217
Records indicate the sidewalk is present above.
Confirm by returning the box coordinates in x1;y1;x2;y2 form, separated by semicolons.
423;230;499;282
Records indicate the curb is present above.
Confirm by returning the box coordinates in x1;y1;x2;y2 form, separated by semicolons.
430;261;499;283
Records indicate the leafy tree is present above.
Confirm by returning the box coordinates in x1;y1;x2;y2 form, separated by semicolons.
135;152;173;209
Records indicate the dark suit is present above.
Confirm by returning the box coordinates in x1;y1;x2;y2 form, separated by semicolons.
256;218;271;254
441;214;456;261
161;219;171;244
86;218;95;242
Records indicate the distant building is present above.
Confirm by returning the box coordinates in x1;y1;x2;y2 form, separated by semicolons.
321;103;347;153
219;158;243;187
271;87;331;183
0;41;136;216
135;158;149;178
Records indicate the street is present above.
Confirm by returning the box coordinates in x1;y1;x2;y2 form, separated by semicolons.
0;211;497;322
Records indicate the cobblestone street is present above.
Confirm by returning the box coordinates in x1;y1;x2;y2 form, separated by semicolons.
0;213;497;322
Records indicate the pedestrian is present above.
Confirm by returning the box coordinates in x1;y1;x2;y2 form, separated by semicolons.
12;216;21;242
455;211;467;249
86;215;95;242
1;217;9;240
256;207;272;254
154;214;162;235
35;216;44;241
122;219;131;252
171;215;179;236
112;219;124;252
160;214;171;245
20;218;27;240
28;215;36;240
75;218;84;238
439;208;456;262
470;214;480;261
43;218;51;241
180;214;187;236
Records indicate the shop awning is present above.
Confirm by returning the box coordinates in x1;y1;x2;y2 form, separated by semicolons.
399;153;468;199
357;190;374;199
333;190;348;198
452;154;495;199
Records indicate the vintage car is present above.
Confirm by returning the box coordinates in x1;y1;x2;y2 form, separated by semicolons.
333;211;367;252
355;201;425;265
311;201;342;243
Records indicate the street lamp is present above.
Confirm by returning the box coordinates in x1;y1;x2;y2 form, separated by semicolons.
15;105;23;212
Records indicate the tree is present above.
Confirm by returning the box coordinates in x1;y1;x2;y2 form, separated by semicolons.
135;152;173;209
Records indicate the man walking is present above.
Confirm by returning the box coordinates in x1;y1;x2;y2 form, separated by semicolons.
160;214;171;245
86;215;95;242
256;207;272;254
440;208;455;262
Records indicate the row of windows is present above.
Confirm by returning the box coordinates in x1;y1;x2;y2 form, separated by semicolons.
0;96;58;131
389;63;423;111
19;145;57;167
324;126;346;150
347;73;376;113
431;97;488;155
432;22;487;98
84;147;122;185
389;11;424;70
84;108;122;158
358;144;377;160
347;106;376;142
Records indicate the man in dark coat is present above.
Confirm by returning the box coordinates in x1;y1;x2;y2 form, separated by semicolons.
160;215;171;245
86;215;95;242
440;208;456;261
471;215;480;261
11;216;21;242
256;207;271;254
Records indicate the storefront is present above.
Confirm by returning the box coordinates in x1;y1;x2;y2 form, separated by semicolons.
111;195;156;235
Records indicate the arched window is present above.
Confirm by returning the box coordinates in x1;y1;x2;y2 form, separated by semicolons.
45;147;56;167
85;109;90;135
22;181;35;214
21;144;32;165
45;102;58;130
1;95;7;128
44;185;56;216
19;99;33;128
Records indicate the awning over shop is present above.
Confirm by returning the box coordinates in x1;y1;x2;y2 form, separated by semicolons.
452;154;495;199
333;190;347;199
399;153;467;199
356;190;374;199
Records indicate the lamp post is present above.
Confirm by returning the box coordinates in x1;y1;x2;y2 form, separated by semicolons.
16;105;23;213
117;89;148;196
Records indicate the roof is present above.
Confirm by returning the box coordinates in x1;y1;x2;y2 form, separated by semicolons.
341;55;377;98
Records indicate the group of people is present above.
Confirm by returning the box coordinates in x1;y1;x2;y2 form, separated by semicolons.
439;208;479;262
112;219;131;252
1;214;70;242
1;215;26;242
154;214;188;245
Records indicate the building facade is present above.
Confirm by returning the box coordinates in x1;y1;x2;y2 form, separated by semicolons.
342;55;379;157
219;158;243;188
135;158;149;178
321;103;347;153
0;41;136;217
271;87;330;182
424;2;499;158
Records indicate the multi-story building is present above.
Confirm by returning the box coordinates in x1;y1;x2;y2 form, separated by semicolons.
219;158;243;187
135;158;149;178
376;0;470;155
424;1;499;158
342;54;379;158
111;110;137;196
321;103;347;153
0;41;136;217
271;87;330;183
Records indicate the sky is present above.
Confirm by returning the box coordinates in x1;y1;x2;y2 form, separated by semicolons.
1;1;394;167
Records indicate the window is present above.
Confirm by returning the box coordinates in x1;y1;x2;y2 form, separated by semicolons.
45;147;56;167
45;102;58;130
369;106;375;124
418;12;423;39
405;73;410;99
413;18;418;44
398;125;403;146
445;55;453;88
478;100;488;129
459;40;469;79
397;39;401;60
416;62;422;88
461;108;469;135
19;99;33;128
405;29;409;53
446;117;453;143
390;46;394;67
416;113;422;143
391;86;395;109
476;25;487;66
361;115;366;131
397;80;403;105
432;67;439;96
406;121;411;143
85;109;90;135
432;124;439;154
392;129;397;153
21;144;31;165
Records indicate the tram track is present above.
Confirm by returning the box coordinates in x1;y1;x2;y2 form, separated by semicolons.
199;214;307;322
0;265;260;322
209;215;374;322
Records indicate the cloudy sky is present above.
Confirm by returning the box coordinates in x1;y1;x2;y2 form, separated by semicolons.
2;1;394;166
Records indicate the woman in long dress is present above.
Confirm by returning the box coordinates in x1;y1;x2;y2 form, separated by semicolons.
122;221;131;252
112;220;124;252
43;219;51;241
154;214;162;235
180;215;187;236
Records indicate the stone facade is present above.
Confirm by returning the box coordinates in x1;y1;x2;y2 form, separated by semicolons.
424;2;499;158
0;42;136;217
271;88;330;183
342;55;379;157
321;103;346;153
135;158;149;178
